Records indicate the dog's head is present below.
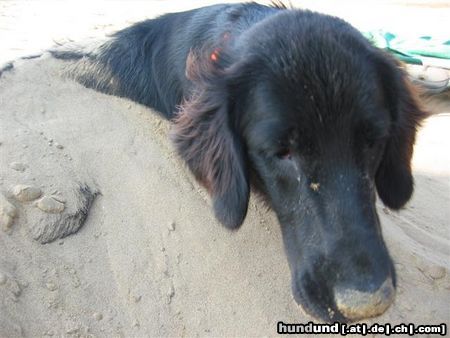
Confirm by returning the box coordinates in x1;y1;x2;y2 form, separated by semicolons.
172;10;427;322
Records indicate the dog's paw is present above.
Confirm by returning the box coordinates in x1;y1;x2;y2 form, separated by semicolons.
2;178;99;244
27;184;99;244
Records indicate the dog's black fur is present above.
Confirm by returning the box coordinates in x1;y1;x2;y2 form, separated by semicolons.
51;2;427;322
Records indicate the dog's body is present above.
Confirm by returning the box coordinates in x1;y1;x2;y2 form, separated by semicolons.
52;2;426;322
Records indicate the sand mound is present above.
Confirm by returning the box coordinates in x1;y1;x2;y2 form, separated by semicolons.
0;41;449;338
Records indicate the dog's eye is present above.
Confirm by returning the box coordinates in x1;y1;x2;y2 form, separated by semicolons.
361;121;386;150
276;148;292;160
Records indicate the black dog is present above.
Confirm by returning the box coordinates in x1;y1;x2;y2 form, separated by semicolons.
51;2;427;322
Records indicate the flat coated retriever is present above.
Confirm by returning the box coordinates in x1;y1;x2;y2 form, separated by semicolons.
51;2;427;322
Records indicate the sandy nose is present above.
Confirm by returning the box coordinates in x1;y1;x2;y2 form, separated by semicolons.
334;277;395;321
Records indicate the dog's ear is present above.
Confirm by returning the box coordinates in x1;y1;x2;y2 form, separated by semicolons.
373;52;428;209
171;52;249;229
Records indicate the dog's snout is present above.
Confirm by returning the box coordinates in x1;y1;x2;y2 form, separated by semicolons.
334;277;395;321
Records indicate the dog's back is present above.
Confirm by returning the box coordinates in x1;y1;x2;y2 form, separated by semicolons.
51;3;283;117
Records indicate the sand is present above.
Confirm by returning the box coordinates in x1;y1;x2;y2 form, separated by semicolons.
0;1;449;337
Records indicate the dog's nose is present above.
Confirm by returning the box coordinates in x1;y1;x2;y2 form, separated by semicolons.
334;277;395;321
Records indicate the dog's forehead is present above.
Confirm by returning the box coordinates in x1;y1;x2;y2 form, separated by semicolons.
241;14;384;115
250;74;384;124
244;74;390;149
237;11;393;145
